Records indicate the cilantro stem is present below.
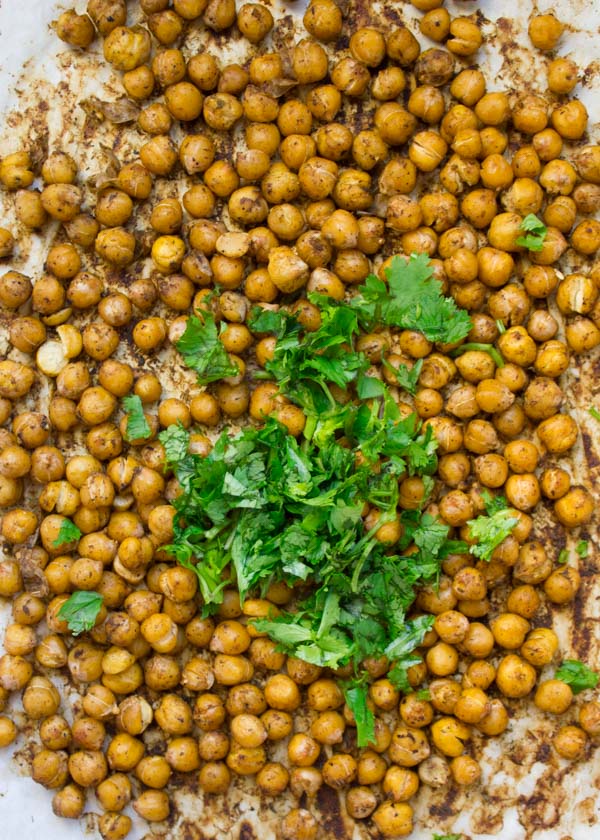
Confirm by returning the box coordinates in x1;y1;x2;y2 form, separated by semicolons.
449;342;505;369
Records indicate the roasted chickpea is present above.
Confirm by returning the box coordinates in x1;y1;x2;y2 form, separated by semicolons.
553;725;588;760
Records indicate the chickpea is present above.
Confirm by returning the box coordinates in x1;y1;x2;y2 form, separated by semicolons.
579;701;600;737
32;749;69;789
133;789;170;822
103;26;151;70
0;151;35;190
54;10;95;48
529;14;563;50
372;802;413;838
303;0;342;42
554;487;594;528
553;725;588;760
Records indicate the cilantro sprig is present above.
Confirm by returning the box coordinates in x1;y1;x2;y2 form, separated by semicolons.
58;591;104;635
52;517;82;549
122;394;151;442
348;253;472;344
516;213;547;251
467;493;519;561
555;660;599;694
176;312;239;385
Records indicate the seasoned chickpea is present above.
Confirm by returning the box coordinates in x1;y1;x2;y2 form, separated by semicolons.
553;725;588;760
529;14;563;50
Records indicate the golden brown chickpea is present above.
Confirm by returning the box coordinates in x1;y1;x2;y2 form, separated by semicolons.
553;725;588;760
446;17;482;56
9;316;49;357
430;717;471;758
1;269;33;310
39;714;71;751
68;749;108;788
133;789;170;822
543;565;581;605
95;189;134;227
303;0;342;41
54;9;95;47
579;701;600;737
32;749;69;789
552;99;588;140
529;13;563;50
235;2;272;42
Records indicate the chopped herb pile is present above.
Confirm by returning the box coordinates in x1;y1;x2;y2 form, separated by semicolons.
555;660;599;694
515;213;547;251
58;590;104;635
122;394;151;442
160;254;515;747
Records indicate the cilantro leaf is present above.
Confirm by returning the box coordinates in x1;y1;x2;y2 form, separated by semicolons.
388;654;424;693
159;422;190;465
515;213;547;251
122;394;151;442
558;549;569;564
467;507;519;561
343;679;375;748
433;834;462;840
58;591;104;635
482;490;509;516
176;313;239;385
52;517;82;549
555;659;599;694
576;540;589;558
382;357;423;396
589;406;600;422
350;254;472;344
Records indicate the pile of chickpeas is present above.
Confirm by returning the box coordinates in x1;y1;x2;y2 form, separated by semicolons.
0;0;600;837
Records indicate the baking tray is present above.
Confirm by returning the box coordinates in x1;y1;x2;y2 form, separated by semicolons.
0;0;599;838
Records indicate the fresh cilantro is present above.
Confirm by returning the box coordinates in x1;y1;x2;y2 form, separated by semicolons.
482;490;509;516
159;422;190;465
576;540;589;558
343;678;375;748
467;502;519;561
416;688;431;701
387;616;435;693
382;357;423;396
58;591;104;635
349;254;472;344
122;394;151;442
449;342;504;369
51;517;82;549
163;251;475;682
589;407;600;422
555;660;599;694
176;313;239;385
495;319;506;334
388;654;424;693
515;213;547;251
433;834;462;840
163;416;452;672
558;549;569;564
